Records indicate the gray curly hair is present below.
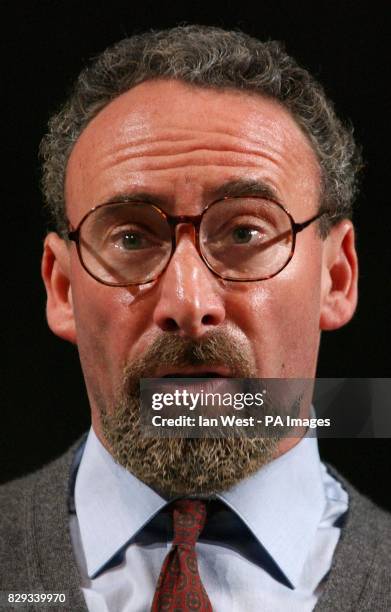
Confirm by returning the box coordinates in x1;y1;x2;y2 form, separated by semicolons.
40;25;362;238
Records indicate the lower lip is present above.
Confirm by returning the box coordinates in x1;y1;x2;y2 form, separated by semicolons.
157;376;241;396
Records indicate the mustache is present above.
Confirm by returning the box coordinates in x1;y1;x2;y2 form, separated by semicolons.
121;330;255;393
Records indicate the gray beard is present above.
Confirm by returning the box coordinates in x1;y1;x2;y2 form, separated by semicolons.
99;332;291;498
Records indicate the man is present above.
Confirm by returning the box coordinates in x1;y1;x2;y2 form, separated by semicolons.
1;25;390;611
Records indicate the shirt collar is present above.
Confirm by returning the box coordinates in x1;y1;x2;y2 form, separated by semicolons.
217;433;326;587
74;429;168;578
75;427;325;586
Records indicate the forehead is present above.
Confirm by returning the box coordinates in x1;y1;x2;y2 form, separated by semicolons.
65;79;320;219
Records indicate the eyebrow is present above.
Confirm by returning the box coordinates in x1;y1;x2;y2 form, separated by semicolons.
211;179;281;202
101;192;167;207
99;178;281;209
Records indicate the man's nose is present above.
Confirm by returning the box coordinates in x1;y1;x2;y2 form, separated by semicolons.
153;225;226;338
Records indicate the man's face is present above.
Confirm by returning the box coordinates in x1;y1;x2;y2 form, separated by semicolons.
43;79;357;494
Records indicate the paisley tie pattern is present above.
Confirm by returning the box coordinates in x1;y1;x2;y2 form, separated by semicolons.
151;499;213;611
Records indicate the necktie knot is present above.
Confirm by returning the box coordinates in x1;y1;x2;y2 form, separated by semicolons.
172;499;207;547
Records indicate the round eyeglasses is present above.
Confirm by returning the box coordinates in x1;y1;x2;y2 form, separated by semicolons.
67;197;326;286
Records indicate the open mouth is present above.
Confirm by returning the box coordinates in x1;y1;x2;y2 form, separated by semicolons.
163;372;227;378
156;370;239;399
157;365;232;379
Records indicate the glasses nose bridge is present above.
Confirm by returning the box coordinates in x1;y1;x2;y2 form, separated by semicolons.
167;212;203;228
167;212;203;252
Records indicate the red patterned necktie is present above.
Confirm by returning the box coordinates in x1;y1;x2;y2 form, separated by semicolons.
151;498;213;611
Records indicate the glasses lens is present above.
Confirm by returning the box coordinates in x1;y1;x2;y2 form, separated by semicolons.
200;198;293;280
79;202;172;285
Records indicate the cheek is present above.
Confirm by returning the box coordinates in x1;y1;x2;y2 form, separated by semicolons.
69;273;136;392
71;288;118;401
226;249;323;376
69;266;159;386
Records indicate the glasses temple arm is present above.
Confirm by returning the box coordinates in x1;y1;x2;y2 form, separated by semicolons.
293;211;327;233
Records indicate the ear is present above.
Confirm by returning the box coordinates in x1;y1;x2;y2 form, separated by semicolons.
41;232;77;344
319;220;358;330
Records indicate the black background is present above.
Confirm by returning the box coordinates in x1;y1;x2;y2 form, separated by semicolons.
1;2;390;508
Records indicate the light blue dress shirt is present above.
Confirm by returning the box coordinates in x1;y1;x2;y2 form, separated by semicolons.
69;428;348;611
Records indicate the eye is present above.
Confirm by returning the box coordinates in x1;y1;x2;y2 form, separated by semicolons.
232;227;260;244
117;231;147;250
206;213;270;248
108;225;161;252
